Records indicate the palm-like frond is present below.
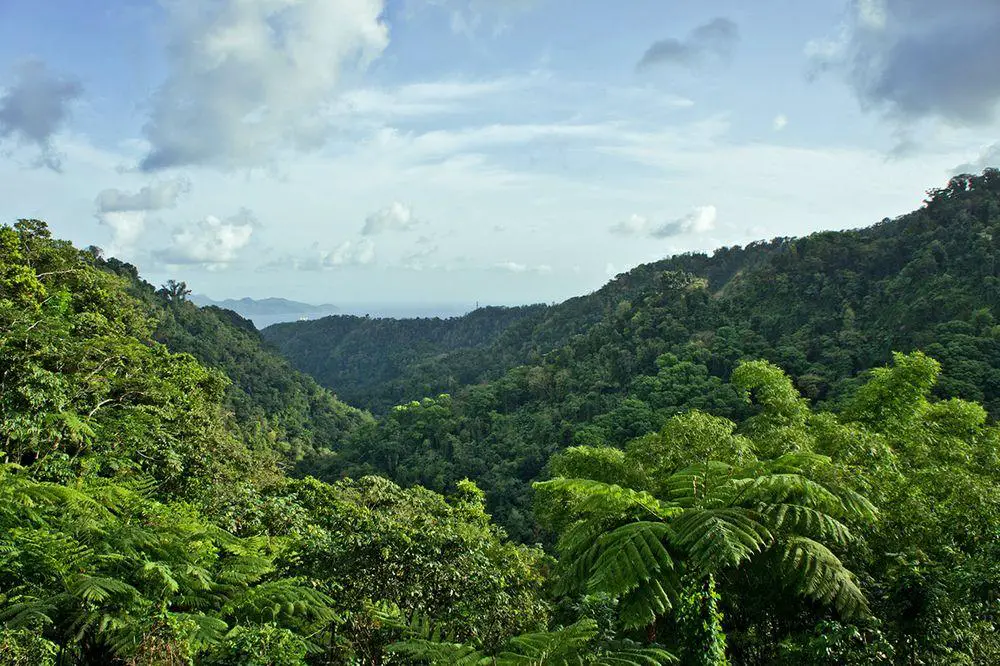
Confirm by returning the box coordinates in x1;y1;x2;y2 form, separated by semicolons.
497;619;598;663
535;441;875;640
617;576;676;630
389;616;677;665
389;638;488;665
582;523;677;599
772;536;869;619
670;509;772;573
593;640;678;665
67;574;141;604
222;579;336;625
761;503;853;545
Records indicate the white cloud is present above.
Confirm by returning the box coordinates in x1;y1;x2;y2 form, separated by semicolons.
333;76;537;120
99;211;148;257
262;237;376;271
609;213;652;236
156;209;256;269
95;178;192;256
773;114;789;131
856;0;888;30
362;202;419;235
954;142;1000;174
611;206;717;238
140;0;389;171
654;205;717;237
494;261;527;273
329;238;376;266
492;261;551;274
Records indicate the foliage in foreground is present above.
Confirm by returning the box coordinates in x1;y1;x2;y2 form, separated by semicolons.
538;353;1000;663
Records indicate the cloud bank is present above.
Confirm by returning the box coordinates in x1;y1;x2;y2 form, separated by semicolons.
95;178;191;256
96;178;191;213
140;0;389;171
809;0;1000;124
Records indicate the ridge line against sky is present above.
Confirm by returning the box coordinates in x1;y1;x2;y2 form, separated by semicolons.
0;0;999;304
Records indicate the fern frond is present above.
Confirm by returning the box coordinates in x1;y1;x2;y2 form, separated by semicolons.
535;478;679;522
67;574;140;604
222;579;336;625
388;638;487;665
726;474;845;515
774;536;869;619
498;618;598;663
618;576;675;630
662;463;738;507
139;560;181;597
595;640;678;665
586;522;677;598
760;504;853;545
670;509;771;573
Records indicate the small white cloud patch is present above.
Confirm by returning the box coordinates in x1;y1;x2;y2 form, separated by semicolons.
99;212;148;258
362;202;419;235
611;206;717;238
95;178;192;256
328;238;376;266
262;238;376;271
156;209;256;269
773;114;788;131
492;261;551;274
609;213;652;236
96;178;191;213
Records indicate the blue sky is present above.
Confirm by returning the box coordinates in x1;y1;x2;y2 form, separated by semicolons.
1;0;998;306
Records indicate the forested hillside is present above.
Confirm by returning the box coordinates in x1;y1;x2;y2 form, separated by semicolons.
269;170;1000;420
91;259;373;468
275;170;1000;540
0;220;556;664
264;305;548;412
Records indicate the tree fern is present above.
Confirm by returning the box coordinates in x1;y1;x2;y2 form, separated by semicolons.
535;420;875;643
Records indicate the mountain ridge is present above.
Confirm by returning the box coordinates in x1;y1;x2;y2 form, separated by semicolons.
190;294;340;317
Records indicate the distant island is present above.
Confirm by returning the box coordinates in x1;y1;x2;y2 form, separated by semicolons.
190;295;340;326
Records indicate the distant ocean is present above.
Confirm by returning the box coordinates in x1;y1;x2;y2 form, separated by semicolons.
250;303;477;330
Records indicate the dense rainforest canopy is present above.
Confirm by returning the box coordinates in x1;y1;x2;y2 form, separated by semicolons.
1;170;998;664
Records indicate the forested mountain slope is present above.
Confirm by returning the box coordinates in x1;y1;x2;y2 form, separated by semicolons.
267;170;1000;422
95;259;373;467
286;170;1000;539
264;304;549;411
